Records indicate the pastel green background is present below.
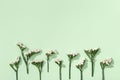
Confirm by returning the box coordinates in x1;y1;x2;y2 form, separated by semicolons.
0;0;120;80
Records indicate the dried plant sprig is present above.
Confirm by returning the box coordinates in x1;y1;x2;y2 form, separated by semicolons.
16;42;26;51
55;59;63;80
16;42;29;73
17;42;41;74
26;49;41;60
84;48;99;77
67;53;79;79
9;56;21;80
76;58;86;80
31;60;44;80
25;49;41;73
100;58;113;80
46;50;57;72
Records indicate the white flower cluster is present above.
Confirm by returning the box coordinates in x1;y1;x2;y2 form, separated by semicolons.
26;49;41;55
46;50;57;56
67;53;79;57
79;58;86;66
84;48;99;53
10;56;21;68
31;60;44;63
25;49;41;60
101;58;112;66
16;42;26;50
76;58;86;70
55;59;62;65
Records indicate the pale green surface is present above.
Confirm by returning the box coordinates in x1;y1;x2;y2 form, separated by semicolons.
0;0;120;80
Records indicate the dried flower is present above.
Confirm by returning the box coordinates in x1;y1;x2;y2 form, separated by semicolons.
55;59;63;80
84;48;99;77
67;53;79;79
76;58;86;80
100;58;113;80
9;56;21;80
16;42;26;51
25;49;41;74
46;50;57;72
26;49;41;60
31;60;44;80
16;42;41;74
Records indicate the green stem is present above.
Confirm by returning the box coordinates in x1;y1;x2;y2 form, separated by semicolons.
21;50;29;74
80;70;83;80
16;70;18;80
102;69;105;80
69;59;71;79
59;66;62;80
91;60;94;77
26;61;29;74
38;69;41;80
47;56;49;72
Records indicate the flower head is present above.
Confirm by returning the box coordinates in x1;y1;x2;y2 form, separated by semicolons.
100;58;112;67
10;56;21;69
76;58;86;70
16;42;26;51
55;59;63;65
46;50;57;56
26;49;41;60
31;60;44;68
84;48;99;59
67;53;79;59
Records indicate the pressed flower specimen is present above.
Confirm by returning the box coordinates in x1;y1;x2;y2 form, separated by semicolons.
46;50;57;72
17;42;41;74
55;59;63;80
100;58;112;80
31;60;44;80
76;58;86;80
84;48;99;77
9;56;21;80
67;53;79;79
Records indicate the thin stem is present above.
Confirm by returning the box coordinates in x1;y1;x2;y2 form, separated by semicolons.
38;69;41;80
91;60;94;77
26;61;29;74
21;50;29;74
16;70;18;80
80;70;83;80
47;56;49;72
102;69;105;80
59;65;62;80
69;59;71;79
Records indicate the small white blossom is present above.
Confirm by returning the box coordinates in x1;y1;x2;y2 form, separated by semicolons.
92;48;99;51
16;42;26;50
101;58;112;65
55;59;62;65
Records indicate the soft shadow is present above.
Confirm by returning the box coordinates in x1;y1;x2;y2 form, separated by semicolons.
107;58;114;68
49;52;59;61
72;53;80;61
62;61;66;68
82;59;88;71
29;50;42;61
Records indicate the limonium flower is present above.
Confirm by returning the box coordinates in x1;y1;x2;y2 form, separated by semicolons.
55;59;63;80
67;53;79;79
9;56;21;80
31;60;44;80
25;49;41;73
76;58;86;80
46;50;57;72
100;58;113;80
17;42;41;74
84;48;99;77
